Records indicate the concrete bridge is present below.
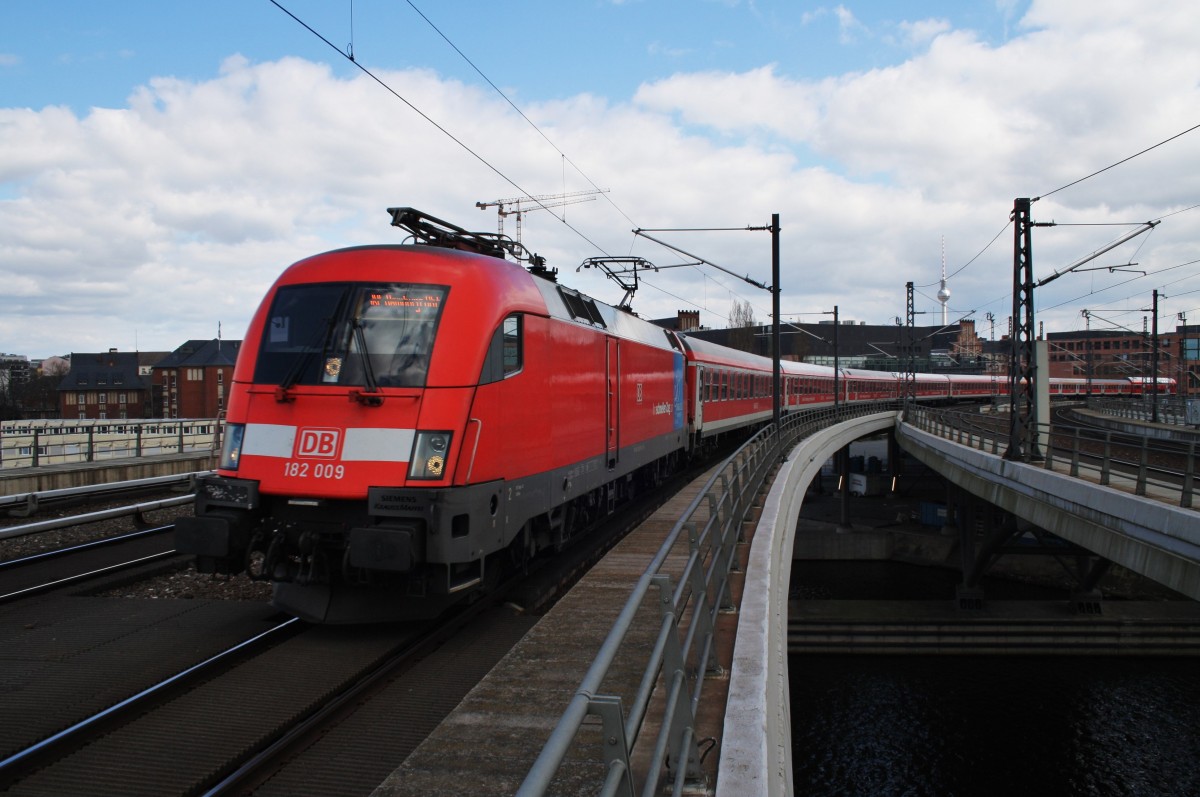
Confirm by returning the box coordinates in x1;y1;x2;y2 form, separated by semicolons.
717;407;1200;796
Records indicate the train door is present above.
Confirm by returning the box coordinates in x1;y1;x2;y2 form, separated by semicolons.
606;336;620;469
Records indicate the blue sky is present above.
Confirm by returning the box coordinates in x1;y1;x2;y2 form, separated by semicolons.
2;2;1027;113
3;1;1199;359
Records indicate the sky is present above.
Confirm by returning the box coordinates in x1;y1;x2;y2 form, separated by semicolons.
2;0;1199;360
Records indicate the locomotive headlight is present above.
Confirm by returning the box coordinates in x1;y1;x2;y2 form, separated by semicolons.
408;431;452;480
219;423;246;471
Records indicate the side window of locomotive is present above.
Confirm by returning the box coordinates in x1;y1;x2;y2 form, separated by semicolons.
480;315;523;384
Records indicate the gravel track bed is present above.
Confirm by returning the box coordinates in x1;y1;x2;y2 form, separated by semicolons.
98;564;274;602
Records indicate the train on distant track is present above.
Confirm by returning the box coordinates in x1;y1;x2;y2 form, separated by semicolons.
176;208;1173;623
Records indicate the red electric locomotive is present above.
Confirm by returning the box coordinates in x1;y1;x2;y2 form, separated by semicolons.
177;208;1169;624
177;209;691;623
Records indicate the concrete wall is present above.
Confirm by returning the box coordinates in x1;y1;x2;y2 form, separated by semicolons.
717;411;899;797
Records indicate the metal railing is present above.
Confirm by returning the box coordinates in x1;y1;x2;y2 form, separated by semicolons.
518;401;898;797
0;419;221;469
905;405;1198;509
1087;397;1199;428
0;471;206;531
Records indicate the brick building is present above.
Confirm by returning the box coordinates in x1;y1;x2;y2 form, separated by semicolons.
57;349;166;419
1045;324;1198;395
153;339;242;418
671;313;988;375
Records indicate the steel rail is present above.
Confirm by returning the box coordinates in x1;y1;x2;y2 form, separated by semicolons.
0;549;181;603
0;495;195;540
0;524;173;570
0;617;302;782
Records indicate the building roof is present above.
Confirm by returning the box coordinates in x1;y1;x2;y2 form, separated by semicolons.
57;350;159;391
154;338;242;369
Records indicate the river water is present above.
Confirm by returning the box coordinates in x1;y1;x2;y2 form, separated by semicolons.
788;562;1200;796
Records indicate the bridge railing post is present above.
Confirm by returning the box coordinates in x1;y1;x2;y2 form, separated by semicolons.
1043;422;1055;471
1184;442;1195;509
1135;437;1150;497
587;695;635;797
1100;432;1113;486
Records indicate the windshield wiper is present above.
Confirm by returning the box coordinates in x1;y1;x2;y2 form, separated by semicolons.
349;320;384;406
274;327;326;402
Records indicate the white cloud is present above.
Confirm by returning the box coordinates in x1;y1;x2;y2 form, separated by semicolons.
898;18;952;47
3;1;1200;359
833;5;868;44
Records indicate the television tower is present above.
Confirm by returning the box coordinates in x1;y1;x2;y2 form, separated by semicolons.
936;235;950;326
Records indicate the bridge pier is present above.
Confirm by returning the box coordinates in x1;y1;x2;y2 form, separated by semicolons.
836;444;852;534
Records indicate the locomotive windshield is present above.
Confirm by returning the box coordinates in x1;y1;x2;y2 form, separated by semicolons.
255;282;448;388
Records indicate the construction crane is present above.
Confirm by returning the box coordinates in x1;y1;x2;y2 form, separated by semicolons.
475;189;607;246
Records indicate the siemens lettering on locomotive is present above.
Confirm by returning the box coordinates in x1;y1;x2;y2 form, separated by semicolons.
175;207;1170;624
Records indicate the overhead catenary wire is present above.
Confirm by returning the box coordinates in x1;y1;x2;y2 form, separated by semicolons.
268;0;613;258
1041;256;1200;315
402;1;639;231
277;3;1200;338
1036;122;1200;201
274;0;767;326
398;1;772;323
913;219;1011;289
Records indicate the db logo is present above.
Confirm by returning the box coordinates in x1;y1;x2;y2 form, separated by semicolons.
296;428;341;459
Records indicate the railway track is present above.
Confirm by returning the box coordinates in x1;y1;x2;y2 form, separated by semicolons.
1;475;199;565
0;458;694;796
0;544;581;797
0;524;182;604
1;476;203;605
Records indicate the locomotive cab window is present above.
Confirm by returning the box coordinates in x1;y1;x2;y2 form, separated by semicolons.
480;315;523;384
255;282;448;389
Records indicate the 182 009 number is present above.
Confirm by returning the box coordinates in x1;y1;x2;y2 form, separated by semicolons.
284;461;345;479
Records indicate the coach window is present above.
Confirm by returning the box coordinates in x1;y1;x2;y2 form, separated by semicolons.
480;315;523;384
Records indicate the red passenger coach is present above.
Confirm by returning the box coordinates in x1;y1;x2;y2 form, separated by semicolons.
177;210;688;623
